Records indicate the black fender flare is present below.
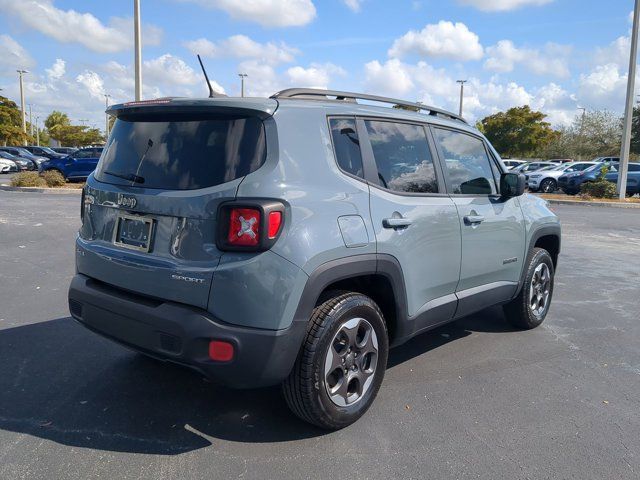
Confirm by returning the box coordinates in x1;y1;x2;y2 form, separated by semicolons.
292;253;408;330
513;223;561;298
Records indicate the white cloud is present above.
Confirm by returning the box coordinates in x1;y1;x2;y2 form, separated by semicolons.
0;0;162;53
458;0;553;12
484;40;571;78
594;36;631;70
179;0;316;27
0;35;35;75
343;0;363;12
76;71;105;100
45;59;66;81
184;35;298;65
389;21;484;61
143;54;225;94
364;59;415;97
286;63;346;89
577;63;629;111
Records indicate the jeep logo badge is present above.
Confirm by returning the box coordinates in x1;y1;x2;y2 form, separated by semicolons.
117;194;137;209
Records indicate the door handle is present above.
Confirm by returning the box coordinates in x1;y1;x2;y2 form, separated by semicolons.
463;214;485;226
383;217;412;229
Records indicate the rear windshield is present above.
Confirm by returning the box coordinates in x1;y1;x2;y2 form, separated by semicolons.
95;114;266;190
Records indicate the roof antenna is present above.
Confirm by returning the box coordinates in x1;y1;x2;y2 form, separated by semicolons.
197;54;226;98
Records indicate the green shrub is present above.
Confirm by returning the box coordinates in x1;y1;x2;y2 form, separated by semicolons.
10;171;47;187
580;180;617;198
580;166;617;199
42;170;66;187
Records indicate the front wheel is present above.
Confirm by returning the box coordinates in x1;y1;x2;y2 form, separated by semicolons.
283;292;389;430
503;248;555;329
539;178;557;193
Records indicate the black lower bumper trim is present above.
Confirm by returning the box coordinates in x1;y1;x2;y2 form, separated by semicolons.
68;274;307;388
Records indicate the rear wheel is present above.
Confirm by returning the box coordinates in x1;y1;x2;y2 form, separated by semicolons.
503;248;554;329
283;292;388;430
539;178;557;193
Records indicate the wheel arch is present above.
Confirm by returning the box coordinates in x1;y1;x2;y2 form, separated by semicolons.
293;254;408;345
513;224;561;299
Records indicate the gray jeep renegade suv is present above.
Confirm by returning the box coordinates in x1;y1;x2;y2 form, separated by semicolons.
68;89;560;429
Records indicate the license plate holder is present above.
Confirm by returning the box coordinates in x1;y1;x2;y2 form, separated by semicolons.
113;214;154;252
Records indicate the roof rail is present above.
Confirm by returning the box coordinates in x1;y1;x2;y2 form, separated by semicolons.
270;88;466;123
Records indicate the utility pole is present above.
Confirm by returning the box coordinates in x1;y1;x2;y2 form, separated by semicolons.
36;116;40;146
28;104;33;138
134;0;142;101
238;73;248;97
456;80;467;117
618;0;640;200
17;70;28;144
104;94;112;138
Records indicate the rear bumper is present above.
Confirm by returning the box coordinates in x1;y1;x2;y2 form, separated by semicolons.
68;274;307;388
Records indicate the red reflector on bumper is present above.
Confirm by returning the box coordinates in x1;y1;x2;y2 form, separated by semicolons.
209;340;234;362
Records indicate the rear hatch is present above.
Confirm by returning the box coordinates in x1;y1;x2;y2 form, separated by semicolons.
77;99;273;308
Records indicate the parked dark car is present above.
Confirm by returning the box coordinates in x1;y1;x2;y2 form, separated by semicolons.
558;162;620;195
40;147;104;180
0;146;46;170
604;163;640;195
51;147;78;155
24;145;66;160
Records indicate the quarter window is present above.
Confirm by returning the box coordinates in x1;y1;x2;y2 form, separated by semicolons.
364;120;438;193
329;118;364;178
433;128;497;195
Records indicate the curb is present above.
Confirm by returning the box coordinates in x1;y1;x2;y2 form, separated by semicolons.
0;185;82;194
546;198;640;209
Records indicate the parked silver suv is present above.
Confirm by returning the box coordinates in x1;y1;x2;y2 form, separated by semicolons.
68;89;561;429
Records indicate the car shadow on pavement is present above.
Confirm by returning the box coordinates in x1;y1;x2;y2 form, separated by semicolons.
0;309;514;454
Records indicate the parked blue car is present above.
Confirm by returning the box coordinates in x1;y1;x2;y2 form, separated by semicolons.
605;163;640;195
558;162;640;195
40;147;103;181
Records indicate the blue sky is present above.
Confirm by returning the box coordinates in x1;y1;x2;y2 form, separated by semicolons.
0;0;635;131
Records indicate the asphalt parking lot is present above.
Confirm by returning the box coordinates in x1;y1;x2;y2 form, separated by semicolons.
1;190;639;480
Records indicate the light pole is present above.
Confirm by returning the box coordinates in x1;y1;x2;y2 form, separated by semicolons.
618;0;640;200
104;93;112;138
35;116;40;146
17;69;28;143
456;80;467;117
134;0;142;101
238;73;248;97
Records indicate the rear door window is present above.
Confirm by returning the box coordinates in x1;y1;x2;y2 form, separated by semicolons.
364;120;439;194
95;114;266;190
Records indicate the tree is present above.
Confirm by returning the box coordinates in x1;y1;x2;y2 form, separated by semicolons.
478;106;558;157
631;106;640;155
44;111;103;146
539;110;623;160
0;95;28;146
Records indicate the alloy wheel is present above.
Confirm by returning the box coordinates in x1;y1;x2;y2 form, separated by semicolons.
324;317;378;407
529;263;551;318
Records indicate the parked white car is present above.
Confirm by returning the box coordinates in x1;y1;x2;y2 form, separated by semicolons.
526;162;597;193
0;153;19;173
503;159;526;170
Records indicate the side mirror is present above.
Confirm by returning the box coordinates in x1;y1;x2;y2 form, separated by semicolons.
500;172;526;198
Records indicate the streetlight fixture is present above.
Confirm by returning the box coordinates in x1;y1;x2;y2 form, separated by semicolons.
134;0;142;101
618;0;640;200
17;69;28;144
456;80;467;117
104;93;112;138
238;73;248;98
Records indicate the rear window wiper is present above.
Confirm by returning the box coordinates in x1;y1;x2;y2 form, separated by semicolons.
104;170;145;184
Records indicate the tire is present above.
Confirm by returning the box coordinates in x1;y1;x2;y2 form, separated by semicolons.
503;248;555;330
539;178;557;193
283;291;389;430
